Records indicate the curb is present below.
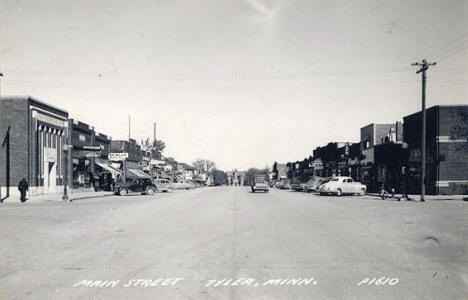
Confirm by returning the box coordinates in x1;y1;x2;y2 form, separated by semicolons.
365;193;466;201
67;193;115;202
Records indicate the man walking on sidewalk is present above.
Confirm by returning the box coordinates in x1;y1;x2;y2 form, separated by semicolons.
18;178;29;202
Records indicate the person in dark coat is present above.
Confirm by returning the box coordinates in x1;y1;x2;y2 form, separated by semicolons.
89;172;97;192
18;178;29;202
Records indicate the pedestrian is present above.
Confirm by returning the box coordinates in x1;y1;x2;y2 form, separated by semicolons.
18;178;29;202
89;172;97;192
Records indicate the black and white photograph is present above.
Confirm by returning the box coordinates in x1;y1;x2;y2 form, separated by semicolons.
0;0;467;299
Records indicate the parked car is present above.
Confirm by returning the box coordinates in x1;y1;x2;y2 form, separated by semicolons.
290;178;303;192
303;176;328;193
115;178;157;196
319;176;366;196
251;175;269;193
277;179;290;190
154;178;173;192
173;180;192;190
187;180;197;189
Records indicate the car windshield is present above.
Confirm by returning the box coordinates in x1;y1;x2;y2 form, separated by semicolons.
331;178;339;181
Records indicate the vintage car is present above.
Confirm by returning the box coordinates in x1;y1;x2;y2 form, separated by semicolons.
276;178;290;190
153;178;173;192
251;175;269;193
290;178;304;192
319;176;366;196
303;176;329;193
115;178;157;196
173;180;193;190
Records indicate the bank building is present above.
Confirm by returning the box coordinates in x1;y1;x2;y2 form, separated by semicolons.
0;96;69;197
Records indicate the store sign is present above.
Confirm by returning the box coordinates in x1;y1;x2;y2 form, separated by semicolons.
84;151;100;158
34;111;67;128
109;152;129;161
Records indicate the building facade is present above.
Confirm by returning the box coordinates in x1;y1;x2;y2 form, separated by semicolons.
360;123;402;192
404;105;468;195
0;96;69;196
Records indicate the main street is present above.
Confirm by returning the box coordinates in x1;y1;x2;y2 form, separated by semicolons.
0;187;466;299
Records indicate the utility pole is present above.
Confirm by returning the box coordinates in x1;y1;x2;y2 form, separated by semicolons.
0;71;4;99
0;70;3;200
153;123;157;147
128;115;131;140
1;126;11;201
412;59;436;202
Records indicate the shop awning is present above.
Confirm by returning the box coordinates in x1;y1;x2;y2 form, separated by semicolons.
158;171;171;179
95;162;123;177
127;169;151;179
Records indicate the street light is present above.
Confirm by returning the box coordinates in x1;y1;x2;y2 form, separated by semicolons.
63;144;72;201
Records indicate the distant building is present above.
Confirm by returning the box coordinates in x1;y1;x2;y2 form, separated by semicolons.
404;105;468;195
312;142;348;178
178;162;196;180
272;162;287;180
110;139;143;178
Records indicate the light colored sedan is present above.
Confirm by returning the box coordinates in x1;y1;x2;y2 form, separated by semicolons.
319;176;366;196
173;180;192;190
154;178;173;192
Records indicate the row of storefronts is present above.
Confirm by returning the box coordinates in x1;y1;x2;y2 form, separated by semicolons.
275;105;468;195
0;96;197;197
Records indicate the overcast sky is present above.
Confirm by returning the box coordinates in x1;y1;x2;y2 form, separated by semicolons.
1;0;467;170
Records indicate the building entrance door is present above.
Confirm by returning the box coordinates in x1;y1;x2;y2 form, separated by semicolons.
44;148;57;192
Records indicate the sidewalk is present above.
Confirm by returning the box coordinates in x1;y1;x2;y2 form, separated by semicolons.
365;192;468;201
1;189;115;203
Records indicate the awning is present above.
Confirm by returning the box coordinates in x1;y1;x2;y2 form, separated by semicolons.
95;162;123;177
158;171;171;179
127;169;151;179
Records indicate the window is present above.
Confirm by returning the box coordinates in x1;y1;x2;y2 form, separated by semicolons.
364;140;370;149
79;134;86;142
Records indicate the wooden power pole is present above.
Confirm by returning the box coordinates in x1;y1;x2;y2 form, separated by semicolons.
411;59;436;202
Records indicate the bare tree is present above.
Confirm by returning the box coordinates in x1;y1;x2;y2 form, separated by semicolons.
141;137;166;152
192;159;216;174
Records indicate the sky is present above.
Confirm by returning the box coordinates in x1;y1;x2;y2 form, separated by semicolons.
0;0;467;171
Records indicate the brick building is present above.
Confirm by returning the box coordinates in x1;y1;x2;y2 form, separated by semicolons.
68;119;112;188
0;96;69;196
404;105;468;195
110;139;144;179
312;142;348;177
360;122;402;192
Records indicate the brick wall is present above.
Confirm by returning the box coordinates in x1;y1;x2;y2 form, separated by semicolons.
404;105;468;195
437;106;468;194
0;99;29;191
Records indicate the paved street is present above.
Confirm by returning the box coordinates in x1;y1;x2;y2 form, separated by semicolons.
0;187;467;299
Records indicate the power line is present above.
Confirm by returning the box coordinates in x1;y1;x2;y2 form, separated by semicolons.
436;43;468;61
4;66;413;81
426;32;468;60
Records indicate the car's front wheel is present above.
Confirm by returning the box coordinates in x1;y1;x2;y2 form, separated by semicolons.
359;188;366;196
336;188;343;196
146;187;155;195
119;189;128;196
